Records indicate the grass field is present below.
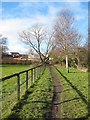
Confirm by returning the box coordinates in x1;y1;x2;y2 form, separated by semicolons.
2;66;53;120
1;64;32;119
1;64;88;119
2;66;53;119
53;65;88;119
2;64;31;77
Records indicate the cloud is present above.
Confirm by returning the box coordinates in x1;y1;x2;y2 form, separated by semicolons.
1;2;88;53
63;2;88;22
0;18;32;53
74;15;86;21
0;12;56;53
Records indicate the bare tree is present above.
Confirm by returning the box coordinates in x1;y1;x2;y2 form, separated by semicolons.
54;9;81;72
19;23;55;63
0;35;8;53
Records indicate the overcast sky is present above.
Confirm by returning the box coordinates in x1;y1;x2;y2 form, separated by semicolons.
0;0;88;54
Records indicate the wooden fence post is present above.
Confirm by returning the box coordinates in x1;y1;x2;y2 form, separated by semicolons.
33;68;35;83
17;74;20;100
26;71;28;91
42;65;44;74
39;67;41;77
35;68;37;80
37;67;38;79
37;67;40;78
31;69;33;86
39;66;41;75
34;68;36;81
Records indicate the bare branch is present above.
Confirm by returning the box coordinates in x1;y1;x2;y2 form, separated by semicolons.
19;23;55;63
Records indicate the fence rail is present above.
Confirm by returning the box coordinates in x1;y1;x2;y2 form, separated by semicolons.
1;64;46;101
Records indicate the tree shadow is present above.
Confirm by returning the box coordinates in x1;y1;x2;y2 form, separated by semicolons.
60;88;71;93
3;84;36;120
54;67;89;120
69;72;85;73
55;67;88;105
54;97;80;105
3;68;54;120
3;83;52;120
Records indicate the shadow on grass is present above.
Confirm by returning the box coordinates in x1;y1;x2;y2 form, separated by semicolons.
68;70;85;74
55;67;89;120
54;97;80;105
55;67;87;105
3;68;53;120
4;83;52;119
3;84;37;120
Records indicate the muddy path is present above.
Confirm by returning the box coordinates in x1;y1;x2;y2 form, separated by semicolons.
49;66;62;119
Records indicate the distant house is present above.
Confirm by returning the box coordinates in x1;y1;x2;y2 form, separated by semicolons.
10;52;29;60
28;53;40;61
10;52;20;58
28;54;35;60
10;52;41;61
20;54;28;60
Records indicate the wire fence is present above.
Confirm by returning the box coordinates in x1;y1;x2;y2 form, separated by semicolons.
1;64;46;118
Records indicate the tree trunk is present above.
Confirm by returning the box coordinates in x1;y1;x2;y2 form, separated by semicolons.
66;55;69;73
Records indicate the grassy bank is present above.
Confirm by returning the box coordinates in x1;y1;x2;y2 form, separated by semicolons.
53;65;88;119
2;66;53;119
1;64;32;118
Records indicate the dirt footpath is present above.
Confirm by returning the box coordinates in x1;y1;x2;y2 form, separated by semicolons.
49;66;62;119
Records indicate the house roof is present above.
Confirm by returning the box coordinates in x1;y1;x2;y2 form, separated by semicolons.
10;52;20;54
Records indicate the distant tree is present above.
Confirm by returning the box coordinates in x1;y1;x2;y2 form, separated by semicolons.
19;23;55;63
88;28;90;69
54;9;82;72
77;40;88;67
0;35;8;53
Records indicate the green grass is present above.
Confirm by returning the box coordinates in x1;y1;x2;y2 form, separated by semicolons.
2;64;31;77
53;65;88;119
2;64;88;119
4;66;53;119
1;64;32;119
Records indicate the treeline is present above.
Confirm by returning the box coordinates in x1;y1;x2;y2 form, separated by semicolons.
1;57;40;65
1;58;31;65
51;45;88;68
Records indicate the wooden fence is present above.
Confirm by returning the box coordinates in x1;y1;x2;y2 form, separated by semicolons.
1;64;46;101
